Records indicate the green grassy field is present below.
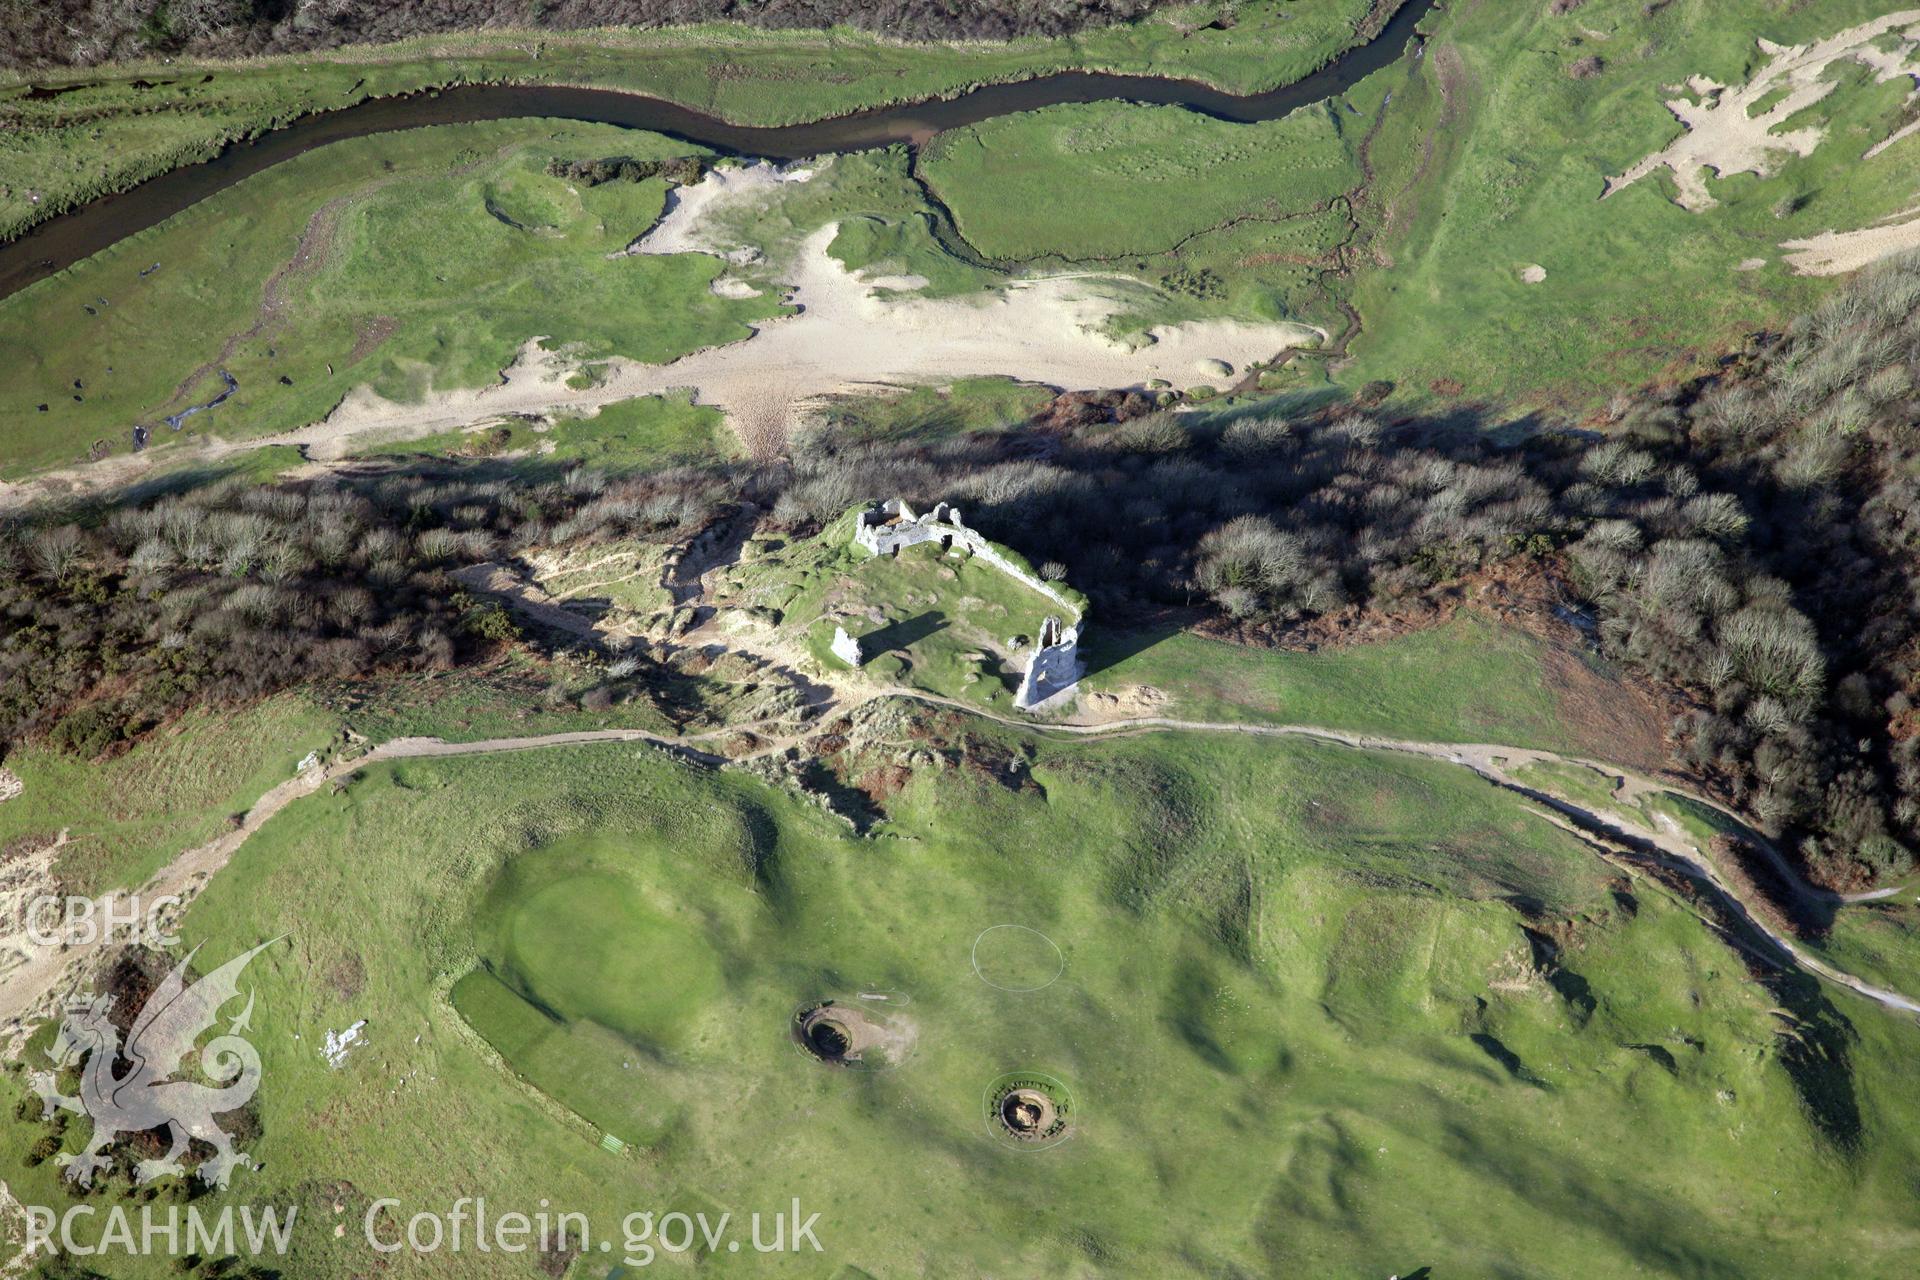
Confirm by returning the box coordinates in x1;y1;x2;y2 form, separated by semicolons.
6;134;1222;478
921;99;1361;261
1514;757;1626;813
6;721;1918;1276
1815;898;1920;998
0;694;340;894
8;0;1920;458
825;214;1002;298
697;146;970;285
910;95;1361;342
0;120;781;478
890;0;1920;407
1512;760;1773;853
0;1;1385;244
1500;757;1920;1009
807;375;1056;446
348;390;737;472
1083;611;1668;765
470;840;728;1052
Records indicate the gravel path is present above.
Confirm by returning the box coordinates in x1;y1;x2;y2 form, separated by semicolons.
5;529;1912;1034
5;682;1913;1034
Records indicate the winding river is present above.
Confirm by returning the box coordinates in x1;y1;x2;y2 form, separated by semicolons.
0;0;1435;302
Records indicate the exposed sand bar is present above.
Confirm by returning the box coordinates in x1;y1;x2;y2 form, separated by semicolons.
315;220;1322;458
0;163;1320;504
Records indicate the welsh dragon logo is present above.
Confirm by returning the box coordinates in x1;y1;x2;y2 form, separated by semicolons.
28;940;280;1189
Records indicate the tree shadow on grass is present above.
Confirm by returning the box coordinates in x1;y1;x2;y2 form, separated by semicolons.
1075;614;1189;681
62;460;276;514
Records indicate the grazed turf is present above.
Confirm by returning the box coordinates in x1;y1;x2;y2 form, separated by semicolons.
1339;0;1920;403
1082;612;1636;757
348;390;736;472
0;693;341;893
920;100;1361;262
8;726;1916;1277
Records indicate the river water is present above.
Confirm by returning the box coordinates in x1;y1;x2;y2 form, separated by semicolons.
0;0;1434;302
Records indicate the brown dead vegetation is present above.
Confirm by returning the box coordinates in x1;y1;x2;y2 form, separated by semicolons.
348;316;399;366
1710;834;1816;937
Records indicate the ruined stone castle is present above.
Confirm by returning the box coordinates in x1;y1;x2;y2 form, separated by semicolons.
851;499;1084;711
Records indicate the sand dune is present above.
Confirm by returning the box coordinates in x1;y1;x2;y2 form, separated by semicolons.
3;161;1322;504
1603;12;1920;211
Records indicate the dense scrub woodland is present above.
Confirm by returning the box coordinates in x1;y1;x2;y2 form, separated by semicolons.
0;0;1170;67
5;253;1920;891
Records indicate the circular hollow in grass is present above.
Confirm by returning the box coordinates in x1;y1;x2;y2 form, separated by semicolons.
791;999;914;1070
970;925;1065;993
1001;1089;1055;1134
983;1071;1075;1150
808;1017;852;1060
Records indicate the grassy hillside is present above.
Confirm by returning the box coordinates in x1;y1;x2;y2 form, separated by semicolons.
9;723;1917;1276
1082;612;1666;764
346;388;738;472
0;694;340;893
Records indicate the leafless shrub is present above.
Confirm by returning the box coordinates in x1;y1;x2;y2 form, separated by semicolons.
28;525;83;580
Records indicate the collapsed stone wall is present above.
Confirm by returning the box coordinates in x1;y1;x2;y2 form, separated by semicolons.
855;500;1084;616
851;499;1083;711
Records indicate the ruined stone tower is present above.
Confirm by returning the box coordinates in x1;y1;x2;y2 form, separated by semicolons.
851;499;1084;712
1014;615;1081;711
